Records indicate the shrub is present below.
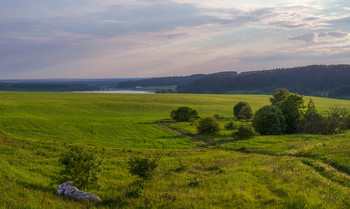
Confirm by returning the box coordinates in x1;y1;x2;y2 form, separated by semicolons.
301;99;327;134
252;105;286;135
224;121;238;130
238;104;253;120
232;125;258;140
196;117;220;135
213;114;224;120
127;155;159;180
170;106;199;122
233;101;248;118
325;106;349;134
57;145;102;189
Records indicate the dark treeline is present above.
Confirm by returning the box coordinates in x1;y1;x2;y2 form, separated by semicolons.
115;74;206;88
0;82;97;92
0;78;141;92
177;65;350;98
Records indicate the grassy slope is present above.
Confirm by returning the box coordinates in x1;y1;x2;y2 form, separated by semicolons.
1;92;350;208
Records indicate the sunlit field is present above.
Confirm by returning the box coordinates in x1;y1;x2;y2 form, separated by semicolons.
1;92;350;208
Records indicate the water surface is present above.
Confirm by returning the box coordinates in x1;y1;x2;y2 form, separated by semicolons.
74;90;154;94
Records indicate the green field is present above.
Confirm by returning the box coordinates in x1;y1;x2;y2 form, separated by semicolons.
1;92;350;208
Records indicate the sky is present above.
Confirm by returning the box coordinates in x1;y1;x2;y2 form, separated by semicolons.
1;0;350;79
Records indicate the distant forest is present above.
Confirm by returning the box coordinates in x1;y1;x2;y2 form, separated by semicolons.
177;65;350;98
115;74;206;88
2;65;350;99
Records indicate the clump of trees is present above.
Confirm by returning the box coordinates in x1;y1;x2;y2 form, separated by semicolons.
170;106;199;122
253;88;350;135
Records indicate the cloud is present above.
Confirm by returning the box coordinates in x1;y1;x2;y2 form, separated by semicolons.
288;33;317;42
288;31;350;43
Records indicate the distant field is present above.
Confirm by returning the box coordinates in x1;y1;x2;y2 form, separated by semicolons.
2;92;350;208
0;92;348;149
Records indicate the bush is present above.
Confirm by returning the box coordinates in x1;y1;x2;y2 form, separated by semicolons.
238;105;253;120
224;121;238;130
196;117;220;135
170;106;199;122
127;155;159;180
325;106;349;134
233;101;248;118
300;99;327;134
232;125;257;140
213;114;224;120
57;145;102;189
252;105;286;135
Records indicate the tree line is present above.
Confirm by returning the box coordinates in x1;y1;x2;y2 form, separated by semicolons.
177;65;350;98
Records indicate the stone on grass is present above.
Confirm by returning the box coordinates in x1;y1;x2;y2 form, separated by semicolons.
57;181;101;201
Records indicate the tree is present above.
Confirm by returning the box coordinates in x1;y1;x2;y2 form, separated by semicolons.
197;117;220;135
301;99;327;134
57;145;102;190
270;88;290;105
252;105;286;135
233;102;248;118
170;106;199;122
278;93;305;134
238;104;253;120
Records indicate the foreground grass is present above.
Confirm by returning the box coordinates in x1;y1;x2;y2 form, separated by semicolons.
1;92;350;208
2;135;350;209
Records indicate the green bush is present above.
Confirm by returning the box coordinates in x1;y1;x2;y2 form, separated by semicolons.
233;101;248;118
57;145;102;189
232;125;258;140
325;106;349;134
170;106;199;122
252;105;286;135
301;99;327;134
224;121;238;130
127;155;159;180
196;117;220;135
238;104;253;120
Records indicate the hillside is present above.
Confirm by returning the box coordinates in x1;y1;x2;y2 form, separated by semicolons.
2;92;350;208
115;71;238;89
177;65;350;98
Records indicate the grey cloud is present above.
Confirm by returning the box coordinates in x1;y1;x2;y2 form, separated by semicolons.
319;31;349;38
288;33;317;42
288;31;350;43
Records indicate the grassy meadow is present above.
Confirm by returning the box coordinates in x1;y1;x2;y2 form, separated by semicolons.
1;91;350;208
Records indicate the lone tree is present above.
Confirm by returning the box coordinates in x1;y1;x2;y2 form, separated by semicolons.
270;88;290;105
233;102;252;119
252;105;286;135
170;106;199;122
197;117;220;135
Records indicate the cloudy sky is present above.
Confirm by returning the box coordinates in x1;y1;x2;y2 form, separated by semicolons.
1;0;350;79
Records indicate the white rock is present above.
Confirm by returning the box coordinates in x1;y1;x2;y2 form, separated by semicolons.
57;181;101;201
